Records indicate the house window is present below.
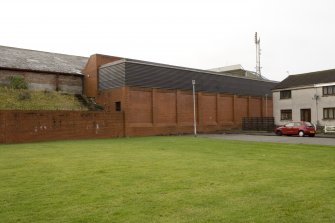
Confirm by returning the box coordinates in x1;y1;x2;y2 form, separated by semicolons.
115;101;121;112
280;90;291;99
281;109;292;120
323;85;335;96
324;108;335;119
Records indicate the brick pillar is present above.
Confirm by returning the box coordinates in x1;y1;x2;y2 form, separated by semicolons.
176;90;179;127
233;95;237;124
152;88;157;126
197;92;203;132
0;111;5;143
261;96;264;117
123;87;129;137
216;93;219;126
247;96;251;117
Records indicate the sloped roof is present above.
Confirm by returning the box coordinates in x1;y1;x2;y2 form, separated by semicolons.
273;69;335;90
100;58;278;97
0;45;88;75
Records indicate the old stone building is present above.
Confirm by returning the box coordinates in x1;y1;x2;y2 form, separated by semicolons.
0;46;87;94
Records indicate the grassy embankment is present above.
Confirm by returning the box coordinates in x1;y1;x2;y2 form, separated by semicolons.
0;87;87;110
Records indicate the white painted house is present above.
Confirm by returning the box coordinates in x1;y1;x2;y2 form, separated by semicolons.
272;69;335;128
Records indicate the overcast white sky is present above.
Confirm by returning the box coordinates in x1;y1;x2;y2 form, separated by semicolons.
1;0;335;81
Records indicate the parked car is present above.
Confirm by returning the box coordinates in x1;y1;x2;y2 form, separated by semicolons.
275;121;316;137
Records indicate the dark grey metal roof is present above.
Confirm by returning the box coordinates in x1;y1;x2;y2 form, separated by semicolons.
99;59;278;96
273;69;335;90
0;45;88;75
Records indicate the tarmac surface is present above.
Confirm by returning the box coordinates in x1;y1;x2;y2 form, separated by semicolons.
200;133;335;146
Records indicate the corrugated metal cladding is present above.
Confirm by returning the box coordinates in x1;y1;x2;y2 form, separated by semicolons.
100;60;277;96
99;62;125;90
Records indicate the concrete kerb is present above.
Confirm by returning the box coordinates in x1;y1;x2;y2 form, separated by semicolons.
220;130;335;138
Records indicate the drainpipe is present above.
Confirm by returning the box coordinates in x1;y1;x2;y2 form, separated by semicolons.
313;87;320;128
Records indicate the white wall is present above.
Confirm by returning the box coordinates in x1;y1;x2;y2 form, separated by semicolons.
273;86;335;126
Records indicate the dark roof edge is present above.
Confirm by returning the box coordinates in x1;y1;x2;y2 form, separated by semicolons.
0;66;84;76
272;84;315;91
100;58;278;84
272;68;335;90
125;85;274;98
289;68;335;77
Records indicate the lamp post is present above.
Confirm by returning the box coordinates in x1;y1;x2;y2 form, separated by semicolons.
192;80;197;137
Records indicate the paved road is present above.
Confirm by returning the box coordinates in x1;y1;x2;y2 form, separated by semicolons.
201;134;335;146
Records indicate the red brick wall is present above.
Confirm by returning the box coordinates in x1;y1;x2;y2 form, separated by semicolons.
0;111;124;143
155;89;177;124
0;86;273;143
265;99;273;117
199;93;217;126
177;91;194;124
98;86;273;136
234;96;248;123
127;88;153;124
249;97;262;117
218;94;234;124
96;87;126;111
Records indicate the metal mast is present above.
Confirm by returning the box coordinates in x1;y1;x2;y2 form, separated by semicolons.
255;32;262;77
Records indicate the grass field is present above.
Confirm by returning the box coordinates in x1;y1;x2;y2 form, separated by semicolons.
1;136;335;223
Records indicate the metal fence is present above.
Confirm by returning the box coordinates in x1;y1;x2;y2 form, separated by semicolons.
242;117;275;131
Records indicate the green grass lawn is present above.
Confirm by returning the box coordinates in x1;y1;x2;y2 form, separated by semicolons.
0;136;335;223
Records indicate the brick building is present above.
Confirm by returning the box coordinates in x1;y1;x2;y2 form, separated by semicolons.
83;54;277;135
0;47;278;141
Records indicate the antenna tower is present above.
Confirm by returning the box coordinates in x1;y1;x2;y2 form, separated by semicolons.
255;32;262;77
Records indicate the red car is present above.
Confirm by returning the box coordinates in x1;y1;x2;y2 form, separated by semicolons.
275;121;316;137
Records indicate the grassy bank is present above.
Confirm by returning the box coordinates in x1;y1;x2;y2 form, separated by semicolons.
0;87;87;110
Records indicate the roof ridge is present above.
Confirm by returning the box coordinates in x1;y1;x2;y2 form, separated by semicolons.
0;45;88;59
289;68;335;77
273;68;335;90
0;45;88;75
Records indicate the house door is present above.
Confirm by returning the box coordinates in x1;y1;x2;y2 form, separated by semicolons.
300;109;311;122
